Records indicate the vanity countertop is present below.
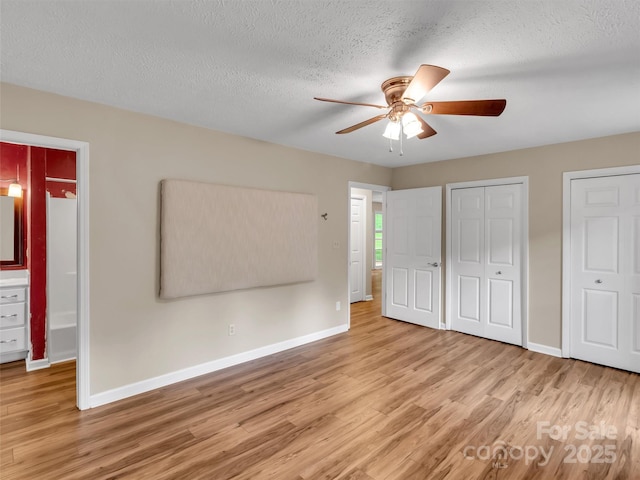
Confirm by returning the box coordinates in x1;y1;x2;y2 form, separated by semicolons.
0;270;29;287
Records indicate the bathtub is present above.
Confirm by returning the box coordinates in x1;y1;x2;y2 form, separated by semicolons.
48;311;76;363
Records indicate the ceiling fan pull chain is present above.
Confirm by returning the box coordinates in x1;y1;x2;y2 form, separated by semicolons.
400;123;404;156
388;137;393;152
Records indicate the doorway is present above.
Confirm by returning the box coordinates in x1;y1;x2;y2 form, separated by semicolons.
563;166;640;372
0;129;90;410
348;182;390;327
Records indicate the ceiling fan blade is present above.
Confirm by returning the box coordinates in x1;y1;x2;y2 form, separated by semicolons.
422;99;507;116
401;65;450;104
336;114;388;134
314;97;388;109
415;115;437;139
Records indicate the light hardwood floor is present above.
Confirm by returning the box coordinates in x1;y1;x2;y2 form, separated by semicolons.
1;271;638;479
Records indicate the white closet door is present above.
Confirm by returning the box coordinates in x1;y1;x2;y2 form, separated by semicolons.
484;185;522;344
570;174;640;373
450;187;485;337
451;184;523;346
385;187;441;328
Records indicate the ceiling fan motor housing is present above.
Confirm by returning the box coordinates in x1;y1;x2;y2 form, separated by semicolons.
381;76;414;105
382;76;416;122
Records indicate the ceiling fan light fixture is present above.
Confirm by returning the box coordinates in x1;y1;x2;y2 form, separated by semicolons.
402;112;423;139
382;121;401;140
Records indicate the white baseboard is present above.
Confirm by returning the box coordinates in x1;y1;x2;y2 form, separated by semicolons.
89;324;348;409
26;357;51;371
50;355;76;365
528;342;562;358
365;295;373;301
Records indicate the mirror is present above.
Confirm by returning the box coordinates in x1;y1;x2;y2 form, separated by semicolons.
0;192;24;266
0;196;14;259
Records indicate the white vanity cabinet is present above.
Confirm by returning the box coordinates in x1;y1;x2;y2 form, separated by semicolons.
0;273;29;364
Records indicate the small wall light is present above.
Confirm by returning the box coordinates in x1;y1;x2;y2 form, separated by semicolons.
1;177;23;198
8;183;23;198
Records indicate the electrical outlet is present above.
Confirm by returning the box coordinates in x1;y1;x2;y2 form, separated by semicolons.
336;301;341;311
332;241;340;249
228;324;236;336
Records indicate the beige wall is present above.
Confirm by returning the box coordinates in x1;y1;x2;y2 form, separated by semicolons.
391;132;640;349
0;83;392;394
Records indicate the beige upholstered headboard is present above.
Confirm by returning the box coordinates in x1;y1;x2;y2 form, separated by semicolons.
160;179;318;299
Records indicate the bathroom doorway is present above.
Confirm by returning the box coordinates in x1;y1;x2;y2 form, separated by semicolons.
0;129;90;410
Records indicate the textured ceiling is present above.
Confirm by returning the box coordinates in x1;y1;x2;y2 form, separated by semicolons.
1;0;639;167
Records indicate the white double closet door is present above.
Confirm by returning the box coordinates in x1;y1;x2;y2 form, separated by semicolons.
569;173;639;373
450;183;524;346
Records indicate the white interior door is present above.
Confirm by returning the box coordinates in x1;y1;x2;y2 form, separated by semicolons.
350;195;366;303
450;184;523;346
484;185;522;344
385;187;441;328
450;187;485;337
569;174;640;373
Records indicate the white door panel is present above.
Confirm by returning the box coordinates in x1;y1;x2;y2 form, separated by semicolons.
459;219;483;263
634;217;640;274
583;288;618;348
634;294;640;355
451;184;523;346
415;269;433;313
632;180;640;361
484;184;522;344
451;188;485;337
385;187;441;328
488;279;513;327
459;275;482;324
570;174;640;372
350;196;365;303
391;267;408;307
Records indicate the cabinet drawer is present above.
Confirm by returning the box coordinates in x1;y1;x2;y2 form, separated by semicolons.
0;303;25;328
0;327;26;354
0;288;26;304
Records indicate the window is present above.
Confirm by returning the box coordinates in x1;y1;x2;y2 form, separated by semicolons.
374;211;383;268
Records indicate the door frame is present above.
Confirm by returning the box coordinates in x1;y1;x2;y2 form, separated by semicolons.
348;182;390;328
349;193;367;303
561;165;640;358
0;129;90;411
445;176;529;347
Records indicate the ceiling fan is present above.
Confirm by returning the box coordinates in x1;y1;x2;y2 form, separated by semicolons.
314;64;506;149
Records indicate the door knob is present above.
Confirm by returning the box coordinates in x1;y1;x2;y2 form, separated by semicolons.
429;262;440;267
496;271;502;275
595;279;603;284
